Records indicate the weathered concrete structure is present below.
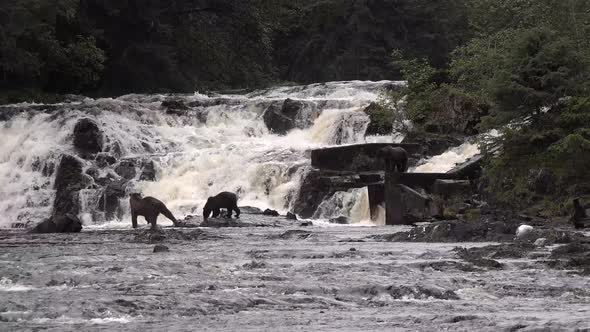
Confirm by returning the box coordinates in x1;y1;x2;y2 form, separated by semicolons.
309;143;484;225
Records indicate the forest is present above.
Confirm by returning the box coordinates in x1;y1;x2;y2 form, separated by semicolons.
0;0;469;100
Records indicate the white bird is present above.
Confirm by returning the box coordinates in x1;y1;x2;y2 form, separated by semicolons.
515;224;534;240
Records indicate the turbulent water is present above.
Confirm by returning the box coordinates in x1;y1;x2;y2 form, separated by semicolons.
1;225;589;331
0;80;479;228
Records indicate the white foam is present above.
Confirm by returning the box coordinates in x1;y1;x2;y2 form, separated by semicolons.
0;277;34;292
413;141;480;173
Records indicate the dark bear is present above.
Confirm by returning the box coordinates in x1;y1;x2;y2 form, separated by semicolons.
572;198;589;229
377;146;408;173
129;193;178;229
203;192;240;221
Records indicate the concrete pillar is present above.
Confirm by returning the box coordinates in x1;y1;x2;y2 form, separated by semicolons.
367;184;384;220
385;171;404;225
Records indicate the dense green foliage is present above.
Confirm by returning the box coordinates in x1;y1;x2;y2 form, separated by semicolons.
1;0;471;100
388;0;590;214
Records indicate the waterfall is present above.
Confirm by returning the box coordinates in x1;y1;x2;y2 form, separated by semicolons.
0;80;483;228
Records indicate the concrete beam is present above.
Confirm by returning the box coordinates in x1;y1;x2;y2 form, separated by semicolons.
311;143;421;172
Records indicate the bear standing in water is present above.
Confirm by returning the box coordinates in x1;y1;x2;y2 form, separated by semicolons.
203;192;240;221
129;193;179;229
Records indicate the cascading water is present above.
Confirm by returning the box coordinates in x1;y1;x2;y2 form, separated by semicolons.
0;81;405;228
0;80;484;228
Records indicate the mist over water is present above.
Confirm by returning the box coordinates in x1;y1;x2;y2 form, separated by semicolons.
0;80;480;228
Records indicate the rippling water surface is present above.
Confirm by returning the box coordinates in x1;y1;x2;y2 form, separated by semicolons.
1;219;589;331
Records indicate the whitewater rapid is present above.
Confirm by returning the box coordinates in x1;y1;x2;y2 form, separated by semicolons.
0;81;480;228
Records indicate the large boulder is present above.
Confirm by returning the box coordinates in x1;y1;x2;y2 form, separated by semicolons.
293;169;332;218
97;180;127;220
53;155;92;217
263;98;319;135
73;118;103;156
31;214;83;233
139;160;157;181
372;219;518;243
114;160;137;180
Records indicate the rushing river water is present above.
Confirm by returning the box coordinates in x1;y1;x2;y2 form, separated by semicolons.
1;223;589;331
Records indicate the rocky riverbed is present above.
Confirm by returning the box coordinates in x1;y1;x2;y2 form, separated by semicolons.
1;217;589;331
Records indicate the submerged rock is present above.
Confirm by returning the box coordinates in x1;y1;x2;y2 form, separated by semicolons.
372;219;517;243
329;216;349;224
239;206;264;214
263;98;319;135
53;154;92;217
547;241;590;275
275;230;313;240
263;209;280;216
153;244;169;253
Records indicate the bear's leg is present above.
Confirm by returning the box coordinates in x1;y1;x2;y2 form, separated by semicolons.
147;214;158;230
233;205;240;218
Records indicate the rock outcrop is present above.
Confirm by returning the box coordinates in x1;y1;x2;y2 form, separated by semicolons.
263;98;319;135
53;155;91;217
73;118;103;156
31;214;83;233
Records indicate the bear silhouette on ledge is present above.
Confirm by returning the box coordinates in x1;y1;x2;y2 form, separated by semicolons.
377;146;408;173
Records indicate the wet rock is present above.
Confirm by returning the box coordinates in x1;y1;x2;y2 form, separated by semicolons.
547;241;590;275
329;216;349;224
363;102;393;135
95;153;117;168
53;154;92;217
293;169;331;218
386;285;460;300
97;180;127;220
73;118;103;156
286;212;297;220
412;260;478;272
455;243;535;260
263;209;280;216
372;219;518;243
455;248;505;270
114;160;137;180
275;230;313;240
242;260;266;269
300;221;313;227
262;98;318;135
200;218;262;228
447;315;479;323
30;214;83;233
133;229;166;243
153;244;169;253
139;160;157;181
240;206;264;214
534;238;547;247
162;99;189;115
